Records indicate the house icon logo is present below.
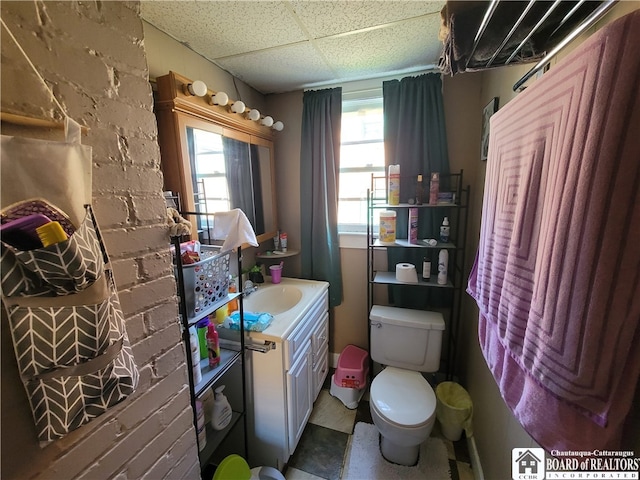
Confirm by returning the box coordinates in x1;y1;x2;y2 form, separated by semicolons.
512;448;545;480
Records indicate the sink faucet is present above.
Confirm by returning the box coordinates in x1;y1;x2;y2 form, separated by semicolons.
243;280;258;297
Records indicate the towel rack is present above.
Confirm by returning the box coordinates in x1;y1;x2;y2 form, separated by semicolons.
1;111;90;134
440;0;617;90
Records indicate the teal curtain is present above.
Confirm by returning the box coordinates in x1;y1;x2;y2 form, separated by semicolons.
383;74;450;308
300;88;343;308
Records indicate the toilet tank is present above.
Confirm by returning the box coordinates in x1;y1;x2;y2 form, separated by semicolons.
369;305;445;372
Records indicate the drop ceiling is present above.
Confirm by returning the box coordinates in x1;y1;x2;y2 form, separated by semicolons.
140;0;446;94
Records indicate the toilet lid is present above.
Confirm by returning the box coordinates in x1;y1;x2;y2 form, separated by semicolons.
371;367;436;427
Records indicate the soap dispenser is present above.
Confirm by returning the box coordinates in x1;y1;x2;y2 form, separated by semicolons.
211;385;233;430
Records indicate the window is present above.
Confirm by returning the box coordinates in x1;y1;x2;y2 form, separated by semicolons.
338;96;384;233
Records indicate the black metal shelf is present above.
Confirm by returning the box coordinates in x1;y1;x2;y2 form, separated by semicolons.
171;221;248;472
366;170;470;380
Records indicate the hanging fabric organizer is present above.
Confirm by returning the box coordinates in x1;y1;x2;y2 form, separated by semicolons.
0;117;140;444
0;120;140;444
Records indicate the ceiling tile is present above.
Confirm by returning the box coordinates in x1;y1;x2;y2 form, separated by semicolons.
315;15;443;78
215;42;337;94
290;0;444;38
141;1;307;58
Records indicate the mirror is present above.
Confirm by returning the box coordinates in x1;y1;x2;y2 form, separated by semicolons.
154;71;278;245
186;126;275;238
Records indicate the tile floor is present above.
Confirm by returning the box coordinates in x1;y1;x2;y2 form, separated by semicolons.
284;372;474;480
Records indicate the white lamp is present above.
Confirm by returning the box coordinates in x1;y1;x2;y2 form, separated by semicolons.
210;91;229;106
183;80;208;97
272;121;284;131
260;116;274;127
246;108;261;121
231;101;246;114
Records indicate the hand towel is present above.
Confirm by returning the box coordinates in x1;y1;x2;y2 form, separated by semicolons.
212;209;258;252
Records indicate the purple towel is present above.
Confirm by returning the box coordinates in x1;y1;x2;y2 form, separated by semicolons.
468;10;640;450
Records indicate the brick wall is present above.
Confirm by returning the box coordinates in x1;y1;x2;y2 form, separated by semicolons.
0;2;198;478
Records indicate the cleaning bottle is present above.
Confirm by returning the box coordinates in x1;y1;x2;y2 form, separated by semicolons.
196;317;210;360
207;323;220;368
388;164;400;205
440;217;450;243
211;385;233;430
438;249;448;285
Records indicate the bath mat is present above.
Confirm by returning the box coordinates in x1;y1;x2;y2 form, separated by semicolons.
342;422;451;479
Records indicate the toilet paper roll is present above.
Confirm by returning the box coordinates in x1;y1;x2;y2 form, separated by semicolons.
395;263;418;283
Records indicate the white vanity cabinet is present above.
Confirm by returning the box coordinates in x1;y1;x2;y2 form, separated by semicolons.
246;280;329;470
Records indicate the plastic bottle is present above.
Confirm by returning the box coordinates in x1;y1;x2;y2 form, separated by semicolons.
196;317;210;360
440;217;450;243
207;323;220;368
214;304;228;325
189;326;202;385
195;400;207;451
280;232;288;252
228;275;238;313
388;165;400;205
429;172;440;205
211;385;233;430
438;249;448;285
415;174;423;205
422;256;431;280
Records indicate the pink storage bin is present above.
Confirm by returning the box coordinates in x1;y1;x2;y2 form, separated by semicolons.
334;345;369;389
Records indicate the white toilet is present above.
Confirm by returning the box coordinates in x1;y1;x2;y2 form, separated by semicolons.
369;305;445;466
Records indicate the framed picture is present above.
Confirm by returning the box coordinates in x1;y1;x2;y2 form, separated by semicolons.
481;97;499;161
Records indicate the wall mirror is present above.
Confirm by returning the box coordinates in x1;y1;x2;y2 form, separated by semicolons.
154;71;277;245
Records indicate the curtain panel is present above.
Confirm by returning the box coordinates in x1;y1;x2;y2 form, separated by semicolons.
300;88;343;308
383;74;451;308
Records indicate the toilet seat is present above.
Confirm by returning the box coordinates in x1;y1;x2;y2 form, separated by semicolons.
370;367;436;428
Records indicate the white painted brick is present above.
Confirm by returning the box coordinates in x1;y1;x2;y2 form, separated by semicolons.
111;258;140;289
126;396;195;479
118;276;176;315
126;313;147;344
139;250;173;280
132;321;182;367
39;419;119;480
118;369;189;431
132;194;167;223
93;163;164;194
94;97;156;135
154;342;188;378
100;225;169;257
143;428;199;480
145;301;181;333
93;195;131;227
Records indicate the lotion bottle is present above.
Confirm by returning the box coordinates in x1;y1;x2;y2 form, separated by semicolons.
440;217;450;243
211;385;233;430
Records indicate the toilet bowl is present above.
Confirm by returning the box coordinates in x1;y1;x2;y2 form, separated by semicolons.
369;366;437;466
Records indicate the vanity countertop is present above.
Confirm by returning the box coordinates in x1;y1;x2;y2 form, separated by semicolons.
243;277;329;342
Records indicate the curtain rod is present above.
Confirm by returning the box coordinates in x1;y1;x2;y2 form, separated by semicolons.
0;112;89;134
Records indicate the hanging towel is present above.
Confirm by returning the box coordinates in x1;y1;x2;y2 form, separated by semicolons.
467;10;640;451
211;208;258;252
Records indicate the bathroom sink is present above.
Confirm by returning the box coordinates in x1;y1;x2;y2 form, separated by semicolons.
244;285;303;315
